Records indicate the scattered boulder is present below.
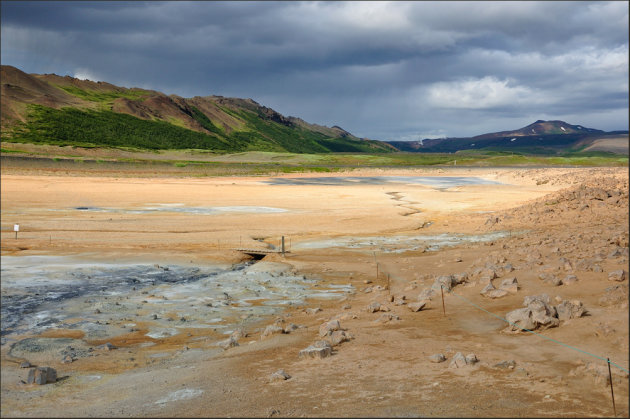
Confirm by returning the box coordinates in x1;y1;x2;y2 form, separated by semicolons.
20;361;32;368
27;367;57;385
305;307;322;315
608;270;626;282
556;300;586;321
500;264;514;274
562;275;579;285
480;281;509;299
594;322;616;337
598;284;628;307
504;294;559;332
465;354;478;364
373;313;400;323
393;296;407;306
429;353;446;363
366;302;381;313
96;342;116;351
231;328;248;340
452;273;468;285
478;269;498;285
432;275;454;292
523;294;552;306
329;330;351;346
499;277;519;294
283;323;299;333
333;312;358;321
544;275;563;287
494;360;516;370
408;301;427;312
261;325;285;339
449;352;477;368
417;288;437;301
218;336;239;350
269;369;291;382
480;282;495;296
318;320;341;337
487;289;509;299
298;341;332;359
569;361;629;387
560;258;573;272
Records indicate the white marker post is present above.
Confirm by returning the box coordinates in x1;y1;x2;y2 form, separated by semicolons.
14;224;19;239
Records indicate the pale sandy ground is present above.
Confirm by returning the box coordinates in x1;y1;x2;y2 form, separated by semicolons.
1;166;628;417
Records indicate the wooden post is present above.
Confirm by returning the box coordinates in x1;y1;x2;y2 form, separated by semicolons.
441;286;446;316
608;358;617;417
281;236;285;257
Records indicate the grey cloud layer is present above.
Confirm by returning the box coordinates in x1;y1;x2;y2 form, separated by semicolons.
1;1;627;140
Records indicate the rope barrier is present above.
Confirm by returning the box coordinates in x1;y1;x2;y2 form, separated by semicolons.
443;286;629;374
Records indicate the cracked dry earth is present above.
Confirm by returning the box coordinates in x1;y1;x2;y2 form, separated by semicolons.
0;166;628;417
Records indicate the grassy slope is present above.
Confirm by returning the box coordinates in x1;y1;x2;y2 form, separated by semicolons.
2;141;627;174
3;83;393;154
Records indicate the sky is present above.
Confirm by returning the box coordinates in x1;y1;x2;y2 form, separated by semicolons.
1;1;628;141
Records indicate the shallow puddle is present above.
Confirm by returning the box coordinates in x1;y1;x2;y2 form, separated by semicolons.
70;204;288;215
265;176;504;189
292;231;511;253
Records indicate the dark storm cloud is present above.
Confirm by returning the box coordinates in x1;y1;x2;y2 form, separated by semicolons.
1;1;627;140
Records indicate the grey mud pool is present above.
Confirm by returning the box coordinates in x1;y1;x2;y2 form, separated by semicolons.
0;256;353;349
264;175;504;189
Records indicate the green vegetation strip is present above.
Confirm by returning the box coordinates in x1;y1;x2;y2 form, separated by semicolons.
7;105;234;151
56;85;151;104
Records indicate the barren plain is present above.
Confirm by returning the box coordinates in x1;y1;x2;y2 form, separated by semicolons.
1;164;628;417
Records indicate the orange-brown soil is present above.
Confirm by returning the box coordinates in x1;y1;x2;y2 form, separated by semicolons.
1;166;628;417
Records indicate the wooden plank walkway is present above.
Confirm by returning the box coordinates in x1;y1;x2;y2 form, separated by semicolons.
234;248;289;256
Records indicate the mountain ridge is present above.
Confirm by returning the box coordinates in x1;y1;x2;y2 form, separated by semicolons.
2;65;626;155
1;65;394;153
387;120;628;155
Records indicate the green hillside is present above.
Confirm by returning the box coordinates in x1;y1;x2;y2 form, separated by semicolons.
1;65;394;154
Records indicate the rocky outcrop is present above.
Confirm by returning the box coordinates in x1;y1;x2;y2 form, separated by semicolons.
298;341;333;359
480;277;518;299
598;284;628;307
556;300;586;320
608;270;626;282
269;369;291;382
318;320;341;337
504;294;559;332
449;352;478;368
26;367;57;385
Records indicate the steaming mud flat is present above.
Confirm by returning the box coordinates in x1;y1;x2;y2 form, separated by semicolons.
1;256;354;345
1;167;628;417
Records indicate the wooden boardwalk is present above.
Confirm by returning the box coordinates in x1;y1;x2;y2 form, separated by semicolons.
234;248;288;256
